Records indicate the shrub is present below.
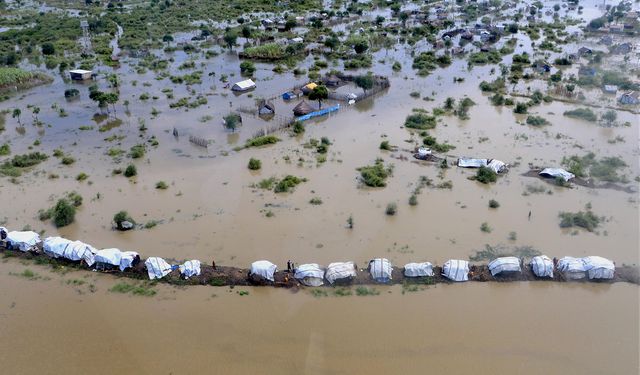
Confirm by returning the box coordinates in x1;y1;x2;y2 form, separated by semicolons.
385;202;397;216
563;108;597;122
514;102;528;114
239;61;256;75
476;167;497;184
358;159;392;187
113;211;135;228
404;111;437;130
292;121;304;135
0;143;9;156
488;199;500;208
309;197;323;205
129;144;145;159
67;191;82;207
9;152;48;167
155;181;168;189
409;194;418;206
53;199;75;227
64;88;79;98
61;156;75;165
124;164;137;177
379;140;391;150
274;175;304;193
558;211;600;231
480;222;492;233
76;173;88;181
248;158;262;170
526;115;550;127
245;135;280;148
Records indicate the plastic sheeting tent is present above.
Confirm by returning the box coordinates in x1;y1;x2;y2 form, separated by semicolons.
62;241;97;266
7;231;41;252
95;248;122;267
145;257;173;280
582;256;615;280
119;251;139;271
457;158;487;168
539;168;575;181
250;260;277;282
557;257;587;279
369;258;393;282
43;237;71;258
325;261;357;284
442;260;469;281
488;257;521;276
179;260;201;279
487;159;507;173
530;255;554;278
404;262;434;277
294;263;324;286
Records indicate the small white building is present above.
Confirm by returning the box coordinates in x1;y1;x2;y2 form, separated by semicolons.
69;69;92;80
232;79;256;92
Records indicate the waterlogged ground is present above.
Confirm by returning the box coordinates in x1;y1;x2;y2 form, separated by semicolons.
1;0;639;373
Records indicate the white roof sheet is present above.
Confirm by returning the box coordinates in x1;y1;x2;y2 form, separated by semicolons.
294;263;324;286
404;262;434;277
145;257;173;279
369;258;393;282
487;159;507;173
488;256;521;276
43;236;72;258
582;256;615;279
119;251;139;271
95;248;122;266
442;259;469;281
232;79;256;90
539;168;575;181
63;240;97;266
7;231;41;252
457;158;488;168
69;69;92;74
179;260;201;279
530;255;554;278
250;260;277;281
325;261;356;284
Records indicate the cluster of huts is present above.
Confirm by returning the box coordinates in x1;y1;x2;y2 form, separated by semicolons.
1;227;617;286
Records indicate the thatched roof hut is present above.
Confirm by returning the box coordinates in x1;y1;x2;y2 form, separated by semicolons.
293;100;315;116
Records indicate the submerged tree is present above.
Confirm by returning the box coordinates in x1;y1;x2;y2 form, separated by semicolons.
12;108;21;125
224;30;238;50
309;85;329;109
354;74;374;93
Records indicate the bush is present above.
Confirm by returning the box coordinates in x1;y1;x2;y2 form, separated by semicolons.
124;164;137;177
563;108;597;122
309;197;323;205
113;211;135;228
129;144;145;159
248;158;261;170
358;159;392;187
379;141;391;150
558;211;600;231
155;181;168;189
0;143;10;156
480;222;492;233
76;172;88;181
385;202;397;216
404;111;437;130
239;61;256;75
61;156;75;165
274;175;304;193
488;199;500;208
526;115;550;127
9;152;48;167
53;199;75;227
514;102;528;114
245;135;280;148
409;194;418;206
476;167;497;184
292;121;304;135
64;88;79;98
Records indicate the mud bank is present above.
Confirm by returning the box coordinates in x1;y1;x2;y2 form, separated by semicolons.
2;246;638;288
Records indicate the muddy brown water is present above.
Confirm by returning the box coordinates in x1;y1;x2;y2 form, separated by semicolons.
1;1;639;373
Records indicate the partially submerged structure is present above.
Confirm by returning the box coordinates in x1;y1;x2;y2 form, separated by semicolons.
539;168;575;181
403;262;434;277
257;99;275;115
69;69;92;80
231;79;256;92
7;231;41;252
325;261;357;284
618;91;640;105
368;258;392;283
488;257;521;276
530;255;554;278
294;263;324;286
457;158;508;173
250;260;277;282
442;260;469;281
293;100;315;116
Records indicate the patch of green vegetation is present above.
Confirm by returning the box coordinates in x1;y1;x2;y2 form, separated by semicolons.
0;143;10;156
475;166;497;184
379;140;391;150
110;282;156;296
0;68;51;90
310;289;328;297
355;286;380;296
248;158;261;170
422;135;455;153
563;108;597;122
480;222;492;233
404;109;437;130
333;287;352;297
412;51;450;76
488;199;500;208
526;115;550;127
562;152;627;182
114;211;135;229
76;172;88;181
385;202;397;216
245;135;280;148
155;181;168;189
357;159;393;187
309;197;323;205
469;244;541;262
274;175;305;193
129;144;146;159
559;210;600;232
53;198;75;228
124;164;137;178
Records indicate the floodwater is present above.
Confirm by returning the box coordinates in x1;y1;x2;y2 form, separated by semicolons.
0;261;637;374
1;0;639;373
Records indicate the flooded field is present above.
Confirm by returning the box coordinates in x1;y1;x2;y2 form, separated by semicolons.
1;0;639;373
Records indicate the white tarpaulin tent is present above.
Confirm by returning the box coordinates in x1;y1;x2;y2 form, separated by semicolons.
232;79;256;91
43;236;71;258
179;260;201;279
539;168;575;181
582;256;615;280
488;257;521;276
145;257;173;280
7;231;41;252
95;248;122;266
530;255;554;278
119;251;139;271
294;263;325;286
369;258;393;282
487;159;507;173
325;261;356;284
457;158;488;168
62;241;97;266
557;257;587;279
404;262;434;277
442;259;469;281
250;260;277;282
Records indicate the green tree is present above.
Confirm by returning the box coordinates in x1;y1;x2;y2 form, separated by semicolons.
354;74;374;93
241;25;253;42
353;38;369;54
308;85;329;109
41;42;55;55
162;34;174;46
224;30;238;50
324;35;340;52
12;108;21;125
53;199;76;227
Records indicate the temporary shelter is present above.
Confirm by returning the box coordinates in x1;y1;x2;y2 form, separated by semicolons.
486;159;507;173
488;257;521;276
119;251;139;271
145;257;173;280
179;260;201;279
539;168;575;181
294;263;325;286
231;79;256;92
582;256;615;280
457;158;488;168
7;231;41;252
293;100;316;116
258;100;275;115
557;257;587;280
530;255;554;278
403;262;434;277
323;75;341;87
62;240;97;266
43;236;72;258
442;259;469;281
95;248;123;269
325;261;357;284
250;260;277;282
301;82;318;94
369;258;393;283
69;69;92;80
282;91;296;100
